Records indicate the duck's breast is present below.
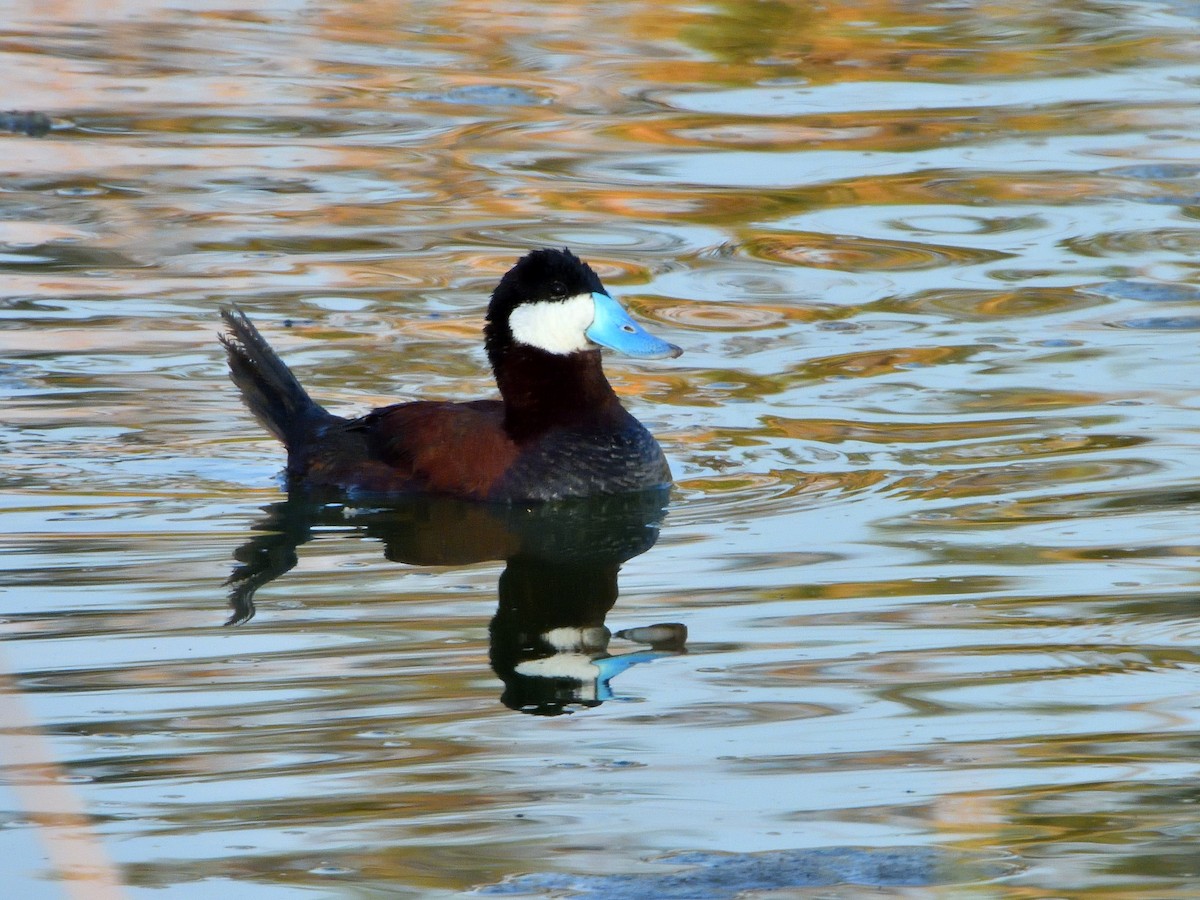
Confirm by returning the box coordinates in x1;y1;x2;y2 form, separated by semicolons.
492;413;671;501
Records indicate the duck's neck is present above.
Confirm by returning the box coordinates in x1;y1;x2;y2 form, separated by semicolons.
493;347;622;440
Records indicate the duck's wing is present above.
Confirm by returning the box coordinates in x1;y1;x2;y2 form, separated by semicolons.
345;399;518;498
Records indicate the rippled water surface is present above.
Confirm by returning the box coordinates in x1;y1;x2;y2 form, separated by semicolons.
5;1;1200;897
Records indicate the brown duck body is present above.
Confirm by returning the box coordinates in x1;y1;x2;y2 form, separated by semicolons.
220;249;677;502
274;358;670;501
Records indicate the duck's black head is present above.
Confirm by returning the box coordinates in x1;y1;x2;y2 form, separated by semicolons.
484;247;681;370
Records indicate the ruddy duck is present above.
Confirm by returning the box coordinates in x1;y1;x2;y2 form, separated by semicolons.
221;247;681;501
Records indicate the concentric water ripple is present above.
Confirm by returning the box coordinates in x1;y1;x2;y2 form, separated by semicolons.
1067;228;1200;259
741;233;1007;272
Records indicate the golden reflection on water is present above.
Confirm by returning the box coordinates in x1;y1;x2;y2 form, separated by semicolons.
3;0;1200;897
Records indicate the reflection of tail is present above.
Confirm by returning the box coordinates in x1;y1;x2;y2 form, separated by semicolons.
225;506;307;625
219;307;335;449
223;496;328;625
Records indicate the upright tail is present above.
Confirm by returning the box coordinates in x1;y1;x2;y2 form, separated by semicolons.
219;307;334;449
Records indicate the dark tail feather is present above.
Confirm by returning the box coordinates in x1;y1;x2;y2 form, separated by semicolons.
219;307;331;448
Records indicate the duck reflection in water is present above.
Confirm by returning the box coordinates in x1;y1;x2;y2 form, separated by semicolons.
225;488;686;716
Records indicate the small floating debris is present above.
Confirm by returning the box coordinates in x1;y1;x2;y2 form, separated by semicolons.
0;110;53;137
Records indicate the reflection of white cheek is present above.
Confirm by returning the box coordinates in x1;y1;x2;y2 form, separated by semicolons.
515;653;601;686
508;293;595;355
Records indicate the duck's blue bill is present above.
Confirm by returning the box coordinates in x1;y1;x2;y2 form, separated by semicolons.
586;292;682;359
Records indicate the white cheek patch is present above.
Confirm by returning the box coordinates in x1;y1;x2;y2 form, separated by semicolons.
507;292;595;355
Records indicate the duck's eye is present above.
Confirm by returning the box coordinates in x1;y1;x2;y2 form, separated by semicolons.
548;280;568;298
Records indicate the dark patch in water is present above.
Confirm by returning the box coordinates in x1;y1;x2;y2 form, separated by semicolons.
1107;164;1200;180
1089;280;1200;303
479;846;1003;897
0;110;52;137
1108;315;1200;330
412;85;545;107
1141;193;1200;206
0;244;145;270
